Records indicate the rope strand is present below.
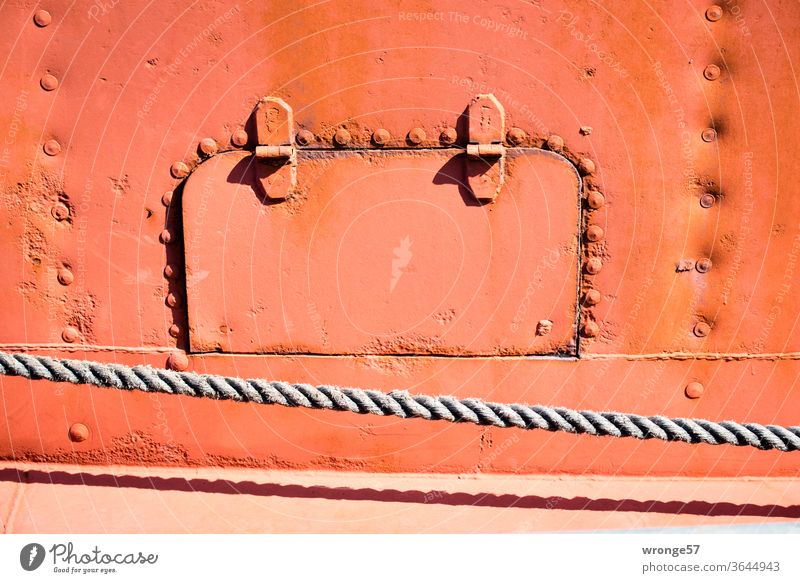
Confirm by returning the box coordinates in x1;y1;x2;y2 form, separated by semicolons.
1;351;798;452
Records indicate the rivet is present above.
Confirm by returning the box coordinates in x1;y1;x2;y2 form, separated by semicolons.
582;289;602;306
61;326;80;343
584;257;603;275
333;128;352;147
51;203;70;221
705;5;723;21
407;127;426;145
371;128;390;146
578;158;596;175
170;161;189;178
33;9;52;27
693;321;711;337
439;127;457;145
68;423;89;443
161;191;173;207
165;292;180;308
703;64;721;81
159;229;173;244
40;73;59;91
506;127;526;146
167;351;190;371
696;258;713;273
536;319;553;336
56;267;74;286
168;324;180;338
43;139;61;156
685;381;705;399
585;225;604;242
586;190;605;209
699;193;716;208
702;128;717;142
581;320;600;338
163;264;176;279
579;126;593;136
231;129;248;147
296;129;314;146
546;134;564;150
198;137;218;156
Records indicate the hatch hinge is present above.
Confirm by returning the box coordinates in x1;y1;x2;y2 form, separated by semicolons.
465;94;506;203
254;96;296;200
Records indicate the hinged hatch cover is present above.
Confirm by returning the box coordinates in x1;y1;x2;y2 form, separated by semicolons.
182;145;580;356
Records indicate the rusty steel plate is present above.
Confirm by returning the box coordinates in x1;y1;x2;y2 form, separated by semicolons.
182;149;580;355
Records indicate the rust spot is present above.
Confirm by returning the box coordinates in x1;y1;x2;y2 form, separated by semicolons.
108;175;130;196
355;356;423;377
8;431;190;466
433;309;456;325
359;333;448;355
64;293;99;342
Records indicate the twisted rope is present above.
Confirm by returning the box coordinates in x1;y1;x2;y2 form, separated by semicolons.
1;351;798;452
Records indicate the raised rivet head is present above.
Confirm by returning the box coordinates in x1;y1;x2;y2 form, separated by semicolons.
170;161;189;178
699;193;716;208
43;139;61;156
546;134;564;150
696;258;713;273
705;5;723;21
693;321;711;337
582;289;602;306
40;73;58;91
333;128;352;147
33;9;52;27
407;127;426;145
702;128;717;142
61;326;80;343
506;127;526;146
168;324;180;338
163;264;176;279
581;321;600;338
167;351;190;371
703;64;721;81
231;129;248;147
584;257;603;274
685;381;705;399
51;203;70;221
68;423;89;443
161;191;173;207
371;128;390;146
536;319;553;336
165;292;179;308
587;190;605;209
585;225;604;242
57;267;74;286
198;138;218;156
159;229;172;244
296;129;314;146
439;127;457;145
578;158;596;175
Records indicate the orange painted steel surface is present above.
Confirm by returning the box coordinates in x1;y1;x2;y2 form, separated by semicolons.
0;0;799;487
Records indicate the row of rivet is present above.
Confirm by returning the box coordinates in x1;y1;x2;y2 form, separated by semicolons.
688;5;725;345
560;129;605;340
33;10;83;346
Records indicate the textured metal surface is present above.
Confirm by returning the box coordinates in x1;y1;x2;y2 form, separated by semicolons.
0;1;799;479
